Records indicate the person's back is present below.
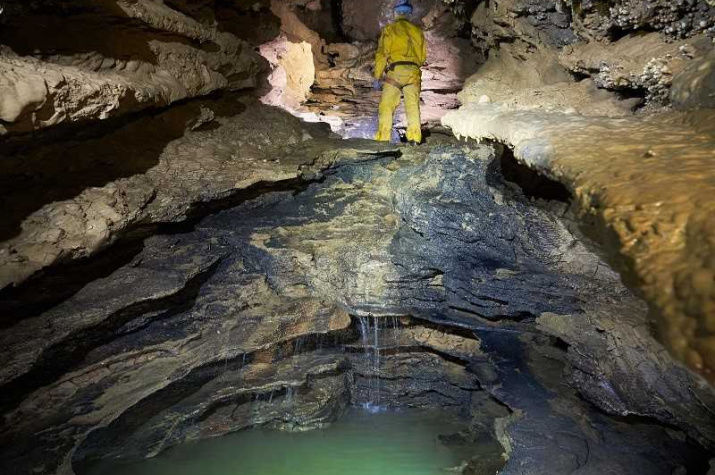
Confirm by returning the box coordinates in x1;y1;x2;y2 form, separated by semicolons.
376;19;426;72
373;1;426;144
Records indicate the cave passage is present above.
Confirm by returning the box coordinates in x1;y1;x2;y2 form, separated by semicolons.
1;1;714;475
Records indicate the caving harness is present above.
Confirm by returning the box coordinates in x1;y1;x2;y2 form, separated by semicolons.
383;61;421;89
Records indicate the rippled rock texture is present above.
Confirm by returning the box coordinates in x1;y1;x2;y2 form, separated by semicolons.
443;104;715;383
0;96;346;289
0;0;481;288
2;1;715;475
0;0;263;136
442;0;715;382
2;139;713;475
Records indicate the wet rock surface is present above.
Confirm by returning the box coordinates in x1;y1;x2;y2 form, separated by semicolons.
0;96;393;289
2;1;715;475
442;104;715;382
440;0;715;384
2;139;712;475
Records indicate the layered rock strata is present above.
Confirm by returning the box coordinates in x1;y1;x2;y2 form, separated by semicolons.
442;104;715;382
0;0;263;136
2;139;712;475
2;2;715;475
0;97;399;289
441;0;715;381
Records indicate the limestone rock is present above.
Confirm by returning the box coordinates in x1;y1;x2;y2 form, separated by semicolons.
559;33;713;107
0;99;382;289
1;140;713;475
442;103;715;382
671;48;715;109
0;0;263;135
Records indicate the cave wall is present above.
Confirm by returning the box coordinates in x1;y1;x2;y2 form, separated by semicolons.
0;0;264;136
2;139;714;475
460;0;714;111
0;0;483;290
1;1;715;474
255;0;483;136
443;0;715;381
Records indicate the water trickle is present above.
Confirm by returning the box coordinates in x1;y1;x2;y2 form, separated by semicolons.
374;319;380;408
392;316;400;346
357;315;383;413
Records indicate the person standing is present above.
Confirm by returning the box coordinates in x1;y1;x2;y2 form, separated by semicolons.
373;0;427;145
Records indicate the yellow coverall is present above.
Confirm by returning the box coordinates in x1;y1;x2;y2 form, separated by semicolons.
373;16;427;143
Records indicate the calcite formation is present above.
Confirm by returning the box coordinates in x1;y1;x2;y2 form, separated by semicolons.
558;33;713;107
441;0;715;381
442;104;715;381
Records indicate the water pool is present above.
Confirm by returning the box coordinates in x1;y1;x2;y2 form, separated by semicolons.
87;408;491;475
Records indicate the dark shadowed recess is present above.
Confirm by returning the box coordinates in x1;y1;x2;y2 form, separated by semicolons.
216;0;283;46
0;95;249;242
0;258;222;418
0;0;220;61
157;0;284;46
496;144;572;202
71;329;356;474
0;237;146;329
295;0;348;43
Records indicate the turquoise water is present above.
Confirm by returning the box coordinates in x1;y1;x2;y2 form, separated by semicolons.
89;408;479;475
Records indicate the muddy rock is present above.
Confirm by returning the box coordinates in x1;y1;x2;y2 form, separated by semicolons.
671;47;715;109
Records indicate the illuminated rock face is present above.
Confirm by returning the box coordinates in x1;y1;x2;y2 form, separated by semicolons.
0;0;263;136
252;0;482;136
1;1;715;475
443;105;715;381
259;37;316;110
440;0;715;381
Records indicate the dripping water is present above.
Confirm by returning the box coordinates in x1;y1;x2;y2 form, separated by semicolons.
357;314;387;413
374;317;380;409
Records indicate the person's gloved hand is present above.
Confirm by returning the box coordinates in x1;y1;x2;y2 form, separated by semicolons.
372;79;382;91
